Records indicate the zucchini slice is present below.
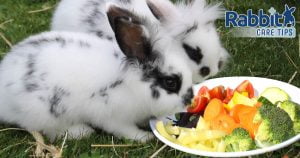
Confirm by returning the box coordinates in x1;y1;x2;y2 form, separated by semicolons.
259;87;290;104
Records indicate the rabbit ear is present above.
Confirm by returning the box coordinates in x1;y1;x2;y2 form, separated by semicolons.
290;7;296;12
285;4;288;10
146;0;179;23
107;5;151;61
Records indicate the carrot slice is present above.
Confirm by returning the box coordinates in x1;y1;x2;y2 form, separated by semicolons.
229;104;256;123
239;109;260;138
203;98;225;121
210;114;240;134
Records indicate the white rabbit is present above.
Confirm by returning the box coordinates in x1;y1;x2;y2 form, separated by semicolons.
0;5;193;142
51;0;229;83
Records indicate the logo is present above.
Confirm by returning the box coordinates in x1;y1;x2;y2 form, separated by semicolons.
225;5;296;38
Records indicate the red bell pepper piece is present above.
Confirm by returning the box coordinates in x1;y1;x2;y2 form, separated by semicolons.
187;96;209;113
235;80;255;98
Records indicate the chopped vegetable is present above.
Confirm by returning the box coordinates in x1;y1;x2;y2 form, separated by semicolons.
187;96;209;113
223;87;234;104
277;100;300;133
175;112;200;128
156;117;227;152
209;85;225;100
257;96;274;106
156;121;177;142
235;80;255;98
229;104;260;138
227;91;257;110
209;114;240;134
239;109;260;138
253;103;294;147
203;98;225;121
229;104;256;123
223;128;256;152
260;87;290;104
197;86;210;99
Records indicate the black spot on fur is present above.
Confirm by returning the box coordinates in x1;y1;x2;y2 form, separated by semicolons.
99;87;108;97
25;83;39;92
26;37;66;48
200;66;210;77
109;80;123;89
26;54;35;76
39;73;47;81
49;86;70;117
150;84;160;99
82;0;105;28
119;0;131;3
106;36;113;41
39;96;46;102
24;54;39;92
98;87;109;104
25;36;93;49
29;37;66;47
96;31;104;37
5;82;14;87
182;87;193;105
113;52;119;58
182;43;203;64
90;92;96;98
78;41;91;48
185;24;198;35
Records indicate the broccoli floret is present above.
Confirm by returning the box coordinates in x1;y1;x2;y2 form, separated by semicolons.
278;100;300;134
223;128;256;152
253;103;295;148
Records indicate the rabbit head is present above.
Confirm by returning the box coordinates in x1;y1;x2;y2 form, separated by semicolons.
146;0;229;83
106;5;194;117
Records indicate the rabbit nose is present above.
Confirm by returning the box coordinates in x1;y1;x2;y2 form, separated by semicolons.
182;87;194;106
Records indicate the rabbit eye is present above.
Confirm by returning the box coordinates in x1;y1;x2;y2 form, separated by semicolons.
162;76;181;93
182;43;203;64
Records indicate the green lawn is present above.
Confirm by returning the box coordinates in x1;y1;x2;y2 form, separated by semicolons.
0;0;299;157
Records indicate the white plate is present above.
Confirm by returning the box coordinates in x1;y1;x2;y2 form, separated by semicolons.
150;76;300;157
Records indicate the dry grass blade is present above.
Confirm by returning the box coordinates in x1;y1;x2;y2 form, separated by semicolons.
30;131;62;158
59;132;68;155
0;32;13;48
288;71;297;84
91;144;141;148
0;142;26;154
274;39;300;72
248;68;254;76
28;6;53;14
0;19;14;29
149;144;167;158
0;128;26;132
111;136;121;158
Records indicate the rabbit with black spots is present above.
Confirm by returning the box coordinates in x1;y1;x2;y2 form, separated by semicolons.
0;5;193;142
51;0;230;83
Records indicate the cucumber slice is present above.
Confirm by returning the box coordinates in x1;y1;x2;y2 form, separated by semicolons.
259;87;290;104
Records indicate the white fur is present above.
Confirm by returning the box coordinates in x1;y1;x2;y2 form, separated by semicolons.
0;30;192;142
51;0;229;83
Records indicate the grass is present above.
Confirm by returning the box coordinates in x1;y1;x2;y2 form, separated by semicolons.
0;0;299;157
